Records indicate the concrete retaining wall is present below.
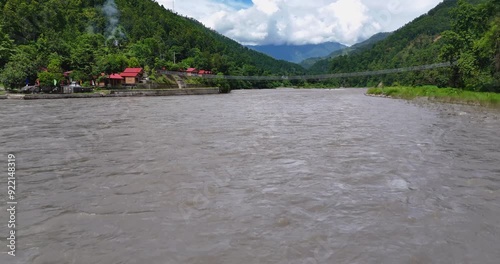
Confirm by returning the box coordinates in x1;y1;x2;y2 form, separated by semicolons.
110;88;220;96
7;94;26;100
24;94;104;100
10;88;221;100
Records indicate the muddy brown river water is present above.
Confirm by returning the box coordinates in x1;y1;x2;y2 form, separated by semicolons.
1;88;500;264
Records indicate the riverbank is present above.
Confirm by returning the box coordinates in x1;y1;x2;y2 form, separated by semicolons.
1;88;221;100
367;86;500;107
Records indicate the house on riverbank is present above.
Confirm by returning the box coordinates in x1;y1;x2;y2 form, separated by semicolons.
120;68;144;85
198;70;212;76
109;74;124;86
186;68;198;76
97;68;142;87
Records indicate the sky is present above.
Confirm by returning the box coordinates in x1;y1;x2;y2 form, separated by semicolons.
157;0;443;46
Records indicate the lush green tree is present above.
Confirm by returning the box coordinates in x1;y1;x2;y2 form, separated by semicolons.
69;33;106;74
0;46;39;89
475;16;500;91
96;53;128;74
0;64;28;89
37;55;65;87
127;57;141;67
440;0;499;91
0;25;15;67
70;70;89;83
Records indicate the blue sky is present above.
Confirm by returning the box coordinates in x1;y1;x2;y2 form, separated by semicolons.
159;0;444;46
208;0;252;10
220;0;252;8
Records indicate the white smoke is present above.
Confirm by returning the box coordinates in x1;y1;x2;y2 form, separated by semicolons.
102;0;125;44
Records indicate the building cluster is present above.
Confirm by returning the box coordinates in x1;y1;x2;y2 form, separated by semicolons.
185;68;213;76
99;68;145;87
100;67;213;87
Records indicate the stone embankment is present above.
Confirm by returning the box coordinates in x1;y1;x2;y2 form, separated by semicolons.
3;88;221;100
109;88;219;97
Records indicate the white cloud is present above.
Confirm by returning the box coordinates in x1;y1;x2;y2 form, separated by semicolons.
253;0;279;15
157;0;443;46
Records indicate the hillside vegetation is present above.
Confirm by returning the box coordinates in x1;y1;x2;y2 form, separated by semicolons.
310;0;499;92
367;86;500;107
0;0;304;89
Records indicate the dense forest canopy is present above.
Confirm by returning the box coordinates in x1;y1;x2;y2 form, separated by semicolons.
309;0;499;92
0;0;304;89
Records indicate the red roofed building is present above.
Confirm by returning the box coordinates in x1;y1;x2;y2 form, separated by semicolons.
120;68;143;85
109;73;124;87
186;68;198;76
198;70;212;76
109;73;124;79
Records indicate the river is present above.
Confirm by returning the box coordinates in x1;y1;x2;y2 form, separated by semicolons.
1;89;499;264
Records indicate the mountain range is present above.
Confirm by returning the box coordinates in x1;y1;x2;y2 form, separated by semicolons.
300;32;392;69
246;42;347;64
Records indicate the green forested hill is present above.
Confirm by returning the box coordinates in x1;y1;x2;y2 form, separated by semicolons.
310;0;499;92
0;0;304;89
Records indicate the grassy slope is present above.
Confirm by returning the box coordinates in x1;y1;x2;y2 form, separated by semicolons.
367;86;500;107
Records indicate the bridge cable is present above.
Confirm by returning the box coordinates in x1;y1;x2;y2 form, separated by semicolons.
158;62;455;81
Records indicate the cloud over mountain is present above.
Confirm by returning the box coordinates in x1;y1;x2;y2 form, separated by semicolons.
159;0;443;46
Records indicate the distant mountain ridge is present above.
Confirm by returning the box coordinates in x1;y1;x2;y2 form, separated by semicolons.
246;42;347;63
301;32;392;69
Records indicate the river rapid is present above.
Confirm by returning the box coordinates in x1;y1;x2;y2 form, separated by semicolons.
1;88;499;264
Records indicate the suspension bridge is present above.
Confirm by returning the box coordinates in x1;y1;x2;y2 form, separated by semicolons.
158;62;455;81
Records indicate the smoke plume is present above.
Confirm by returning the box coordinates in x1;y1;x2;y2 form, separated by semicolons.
103;0;124;44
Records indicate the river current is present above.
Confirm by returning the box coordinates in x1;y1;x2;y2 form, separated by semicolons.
1;89;500;264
